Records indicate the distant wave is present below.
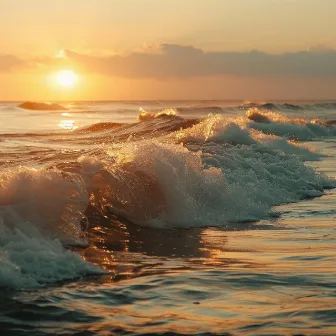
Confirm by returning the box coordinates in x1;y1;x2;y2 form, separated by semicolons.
177;106;224;114
246;108;336;140
137;108;180;121
76;122;124;133
241;101;336;112
18;102;67;111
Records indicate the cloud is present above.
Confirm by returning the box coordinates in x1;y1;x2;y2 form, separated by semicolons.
0;54;28;72
63;44;336;79
0;54;63;72
1;44;336;79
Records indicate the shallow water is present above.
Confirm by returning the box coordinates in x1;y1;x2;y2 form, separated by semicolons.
0;101;335;335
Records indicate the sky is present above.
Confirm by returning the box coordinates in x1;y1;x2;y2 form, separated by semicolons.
1;0;336;100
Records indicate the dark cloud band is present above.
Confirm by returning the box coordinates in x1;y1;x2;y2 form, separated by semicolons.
1;44;336;79
63;44;336;79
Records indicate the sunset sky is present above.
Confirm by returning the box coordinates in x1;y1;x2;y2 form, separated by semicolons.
1;0;336;100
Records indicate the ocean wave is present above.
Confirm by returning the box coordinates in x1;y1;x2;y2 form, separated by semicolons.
241;101;336;112
63;115;332;228
0;220;102;289
0;110;335;290
85;135;331;228
137;108;180;121
70;116;198;143
18;102;67;111
76;122;124;133
0;165;92;244
2;117;331;233
307;102;336;110
177;106;224;114
0;161;105;289
175;114;323;160
246;109;336;140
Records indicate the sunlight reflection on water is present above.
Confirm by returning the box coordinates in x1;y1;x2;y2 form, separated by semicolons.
58;119;78;130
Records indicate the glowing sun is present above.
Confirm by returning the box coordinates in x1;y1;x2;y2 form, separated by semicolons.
56;70;77;87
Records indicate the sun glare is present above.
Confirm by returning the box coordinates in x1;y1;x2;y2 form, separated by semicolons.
56;70;77;87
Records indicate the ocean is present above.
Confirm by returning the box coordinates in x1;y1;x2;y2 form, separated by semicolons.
0;100;335;335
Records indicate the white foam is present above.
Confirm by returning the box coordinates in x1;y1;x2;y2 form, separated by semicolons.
0;165;104;289
246;109;336;140
175;114;322;161
0;111;334;275
0;166;91;243
175;114;254;145
84;132;333;228
96;114;332;227
0;218;102;289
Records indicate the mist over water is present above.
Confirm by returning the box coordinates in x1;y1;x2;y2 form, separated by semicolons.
0;100;335;335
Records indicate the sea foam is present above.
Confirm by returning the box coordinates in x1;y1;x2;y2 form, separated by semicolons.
0;112;332;232
0;165;103;289
247;109;336;140
83;123;332;228
0;219;102;289
0;166;90;242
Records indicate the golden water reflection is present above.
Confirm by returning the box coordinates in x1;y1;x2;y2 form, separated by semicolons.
44;214;336;335
83;214;336;284
58;118;78;130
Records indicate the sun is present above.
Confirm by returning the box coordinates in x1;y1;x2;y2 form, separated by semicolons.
56;70;77;87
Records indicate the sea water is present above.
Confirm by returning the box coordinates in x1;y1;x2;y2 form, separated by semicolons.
0;100;335;335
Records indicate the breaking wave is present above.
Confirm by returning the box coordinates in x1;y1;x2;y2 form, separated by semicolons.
0;163;104;289
246;108;336;140
137;108;180;121
0;107;335;289
0;220;103;289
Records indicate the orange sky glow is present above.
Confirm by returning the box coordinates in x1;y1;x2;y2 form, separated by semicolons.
1;0;336;100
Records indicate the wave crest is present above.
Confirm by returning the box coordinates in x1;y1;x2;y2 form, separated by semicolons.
137;108;179;122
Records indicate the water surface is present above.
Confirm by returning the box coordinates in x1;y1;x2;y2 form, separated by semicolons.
0;100;335;335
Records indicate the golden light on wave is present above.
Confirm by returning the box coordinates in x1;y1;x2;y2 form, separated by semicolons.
56;70;77;87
